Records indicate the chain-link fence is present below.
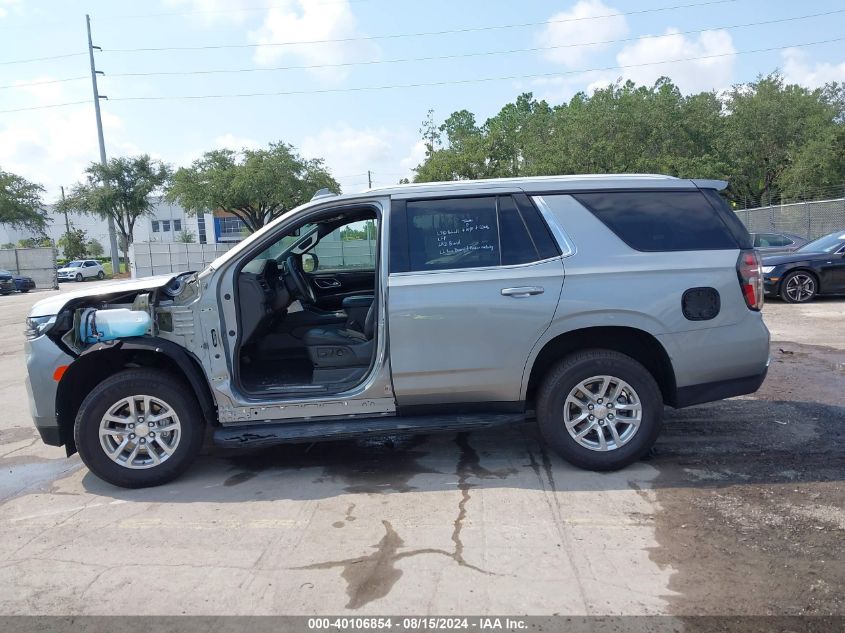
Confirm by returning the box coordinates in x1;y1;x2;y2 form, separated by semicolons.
130;242;235;278
0;246;58;290
735;197;845;241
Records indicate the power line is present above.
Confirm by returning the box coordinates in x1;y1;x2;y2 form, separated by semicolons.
104;37;845;104
103;9;844;80
0;75;88;91
107;0;379;20
2;36;841;114
0;51;87;66
105;0;740;53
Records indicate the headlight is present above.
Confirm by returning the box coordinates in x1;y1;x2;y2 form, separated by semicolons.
25;315;56;340
761;266;775;274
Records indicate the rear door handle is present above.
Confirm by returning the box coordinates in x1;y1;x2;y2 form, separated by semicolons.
501;286;544;297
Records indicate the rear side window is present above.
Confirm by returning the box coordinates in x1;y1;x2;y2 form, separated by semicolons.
574;191;739;251
406;197;500;271
400;195;561;272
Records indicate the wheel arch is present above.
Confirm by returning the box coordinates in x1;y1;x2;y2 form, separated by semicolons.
56;337;217;456
523;326;677;406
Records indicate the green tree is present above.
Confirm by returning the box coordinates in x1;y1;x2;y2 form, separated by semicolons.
60;155;171;267
1;242;14;249
58;226;88;260
17;237;52;248
0;169;48;233
176;229;196;243
167;142;339;233
87;238;104;257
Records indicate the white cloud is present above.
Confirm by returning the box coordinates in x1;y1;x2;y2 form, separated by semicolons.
399;140;427;174
0;79;135;199
163;0;256;25
612;28;736;94
538;0;628;67
782;48;845;88
529;28;736;102
300;124;417;192
248;0;379;82
213;133;261;151
0;0;20;19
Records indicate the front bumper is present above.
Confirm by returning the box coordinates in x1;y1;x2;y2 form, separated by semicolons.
0;280;14;293
763;276;780;295
25;334;75;446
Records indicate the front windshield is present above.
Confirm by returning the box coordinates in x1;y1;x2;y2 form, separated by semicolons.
797;232;845;254
66;261;82;267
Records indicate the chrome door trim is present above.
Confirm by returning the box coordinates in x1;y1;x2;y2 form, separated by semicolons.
532;195;577;257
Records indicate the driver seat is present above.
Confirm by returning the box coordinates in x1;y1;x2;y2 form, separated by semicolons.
303;301;375;369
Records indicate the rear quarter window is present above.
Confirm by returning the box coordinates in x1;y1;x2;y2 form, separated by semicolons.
573;190;739;252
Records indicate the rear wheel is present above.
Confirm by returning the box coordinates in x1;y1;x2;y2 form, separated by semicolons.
536;349;663;471
780;270;817;303
74;369;204;488
97;270;105;280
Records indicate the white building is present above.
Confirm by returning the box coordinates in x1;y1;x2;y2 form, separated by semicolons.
0;198;216;258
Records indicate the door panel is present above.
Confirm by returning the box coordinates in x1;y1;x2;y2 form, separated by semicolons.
818;254;845;293
307;269;375;310
387;258;564;405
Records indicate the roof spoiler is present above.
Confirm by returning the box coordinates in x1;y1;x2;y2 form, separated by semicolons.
692;179;728;191
311;188;337;201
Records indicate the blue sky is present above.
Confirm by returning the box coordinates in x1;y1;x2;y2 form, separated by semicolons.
2;0;844;199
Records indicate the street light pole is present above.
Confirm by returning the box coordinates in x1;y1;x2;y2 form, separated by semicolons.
86;14;121;274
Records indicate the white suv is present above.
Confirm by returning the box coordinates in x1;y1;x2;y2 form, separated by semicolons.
57;259;106;282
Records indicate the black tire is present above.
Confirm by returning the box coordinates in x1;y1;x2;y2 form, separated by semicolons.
20;289;30;293
536;349;663;471
75;273;83;282
97;270;105;280
74;369;204;488
779;270;818;303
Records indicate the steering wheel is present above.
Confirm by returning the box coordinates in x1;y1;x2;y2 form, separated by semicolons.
285;255;317;304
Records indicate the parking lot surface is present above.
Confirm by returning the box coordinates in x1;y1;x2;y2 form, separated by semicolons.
0;285;842;616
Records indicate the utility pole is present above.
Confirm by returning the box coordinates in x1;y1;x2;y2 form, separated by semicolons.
60;186;70;235
86;14;121;274
367;170;372;189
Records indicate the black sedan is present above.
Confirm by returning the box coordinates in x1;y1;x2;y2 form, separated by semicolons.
14;274;35;292
0;269;16;295
762;231;845;303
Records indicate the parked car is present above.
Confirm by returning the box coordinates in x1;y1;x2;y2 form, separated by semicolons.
57;259;105;282
14;274;35;292
24;175;770;488
0;269;15;295
750;231;807;255
762;230;845;303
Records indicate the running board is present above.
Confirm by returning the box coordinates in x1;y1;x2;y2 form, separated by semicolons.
212;413;525;449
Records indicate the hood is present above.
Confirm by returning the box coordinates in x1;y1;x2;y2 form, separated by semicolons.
29;274;178;317
56;267;76;273
762;251;833;267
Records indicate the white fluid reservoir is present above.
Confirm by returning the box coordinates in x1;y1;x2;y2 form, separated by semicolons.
80;308;151;343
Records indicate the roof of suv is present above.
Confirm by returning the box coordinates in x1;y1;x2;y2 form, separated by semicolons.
323;174;726;202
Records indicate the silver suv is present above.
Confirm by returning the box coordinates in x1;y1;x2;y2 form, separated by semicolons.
24;175;770;488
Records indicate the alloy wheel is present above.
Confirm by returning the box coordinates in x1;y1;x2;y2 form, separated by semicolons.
563;375;643;451
784;273;815;302
99;395;182;469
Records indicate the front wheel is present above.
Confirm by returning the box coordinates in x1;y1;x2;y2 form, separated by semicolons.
780;270;817;303
74;369;204;488
75;273;83;282
536;349;663;471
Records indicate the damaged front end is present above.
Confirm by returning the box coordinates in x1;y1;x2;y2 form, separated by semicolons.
25;272;215;454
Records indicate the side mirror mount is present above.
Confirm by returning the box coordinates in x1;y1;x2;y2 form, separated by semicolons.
302;253;318;273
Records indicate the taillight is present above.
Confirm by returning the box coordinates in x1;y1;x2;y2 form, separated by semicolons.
737;249;764;310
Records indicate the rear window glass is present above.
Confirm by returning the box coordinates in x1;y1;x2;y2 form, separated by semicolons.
574;191;739;251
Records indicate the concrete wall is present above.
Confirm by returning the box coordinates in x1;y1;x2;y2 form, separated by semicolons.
0;247;57;289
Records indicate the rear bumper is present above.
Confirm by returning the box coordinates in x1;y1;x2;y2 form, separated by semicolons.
673;365;769;408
